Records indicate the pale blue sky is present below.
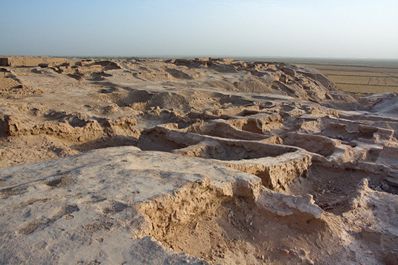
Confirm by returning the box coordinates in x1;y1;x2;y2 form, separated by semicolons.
0;0;397;58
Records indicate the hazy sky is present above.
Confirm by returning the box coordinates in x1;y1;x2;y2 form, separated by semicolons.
1;0;397;59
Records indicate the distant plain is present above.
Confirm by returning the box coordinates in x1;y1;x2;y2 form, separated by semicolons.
268;58;398;94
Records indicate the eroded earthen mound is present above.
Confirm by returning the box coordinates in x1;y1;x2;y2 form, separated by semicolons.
0;57;398;265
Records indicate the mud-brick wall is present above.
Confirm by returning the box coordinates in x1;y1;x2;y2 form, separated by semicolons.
0;57;67;67
0;58;9;66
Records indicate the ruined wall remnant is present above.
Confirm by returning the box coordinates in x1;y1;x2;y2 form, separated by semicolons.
0;58;9;66
0;56;67;67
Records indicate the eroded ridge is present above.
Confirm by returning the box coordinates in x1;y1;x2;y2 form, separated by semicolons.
0;147;397;265
0;57;398;264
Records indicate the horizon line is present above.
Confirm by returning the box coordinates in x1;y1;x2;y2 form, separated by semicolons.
1;53;398;61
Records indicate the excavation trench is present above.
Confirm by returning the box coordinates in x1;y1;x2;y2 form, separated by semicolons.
135;180;343;265
137;127;311;191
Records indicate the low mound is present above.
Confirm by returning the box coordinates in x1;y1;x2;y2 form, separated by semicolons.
148;92;191;112
369;93;398;115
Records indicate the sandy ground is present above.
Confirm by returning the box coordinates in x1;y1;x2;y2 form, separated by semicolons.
0;57;398;264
